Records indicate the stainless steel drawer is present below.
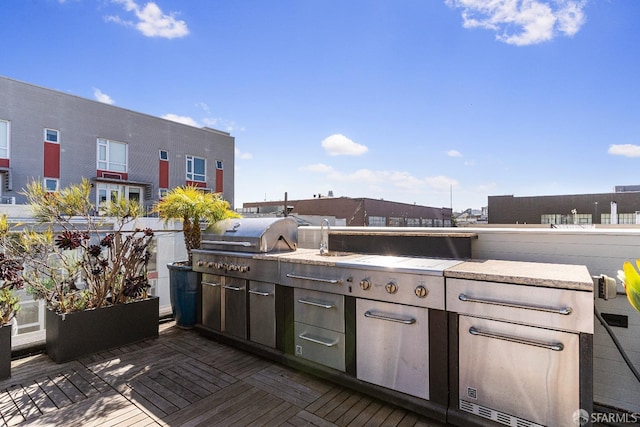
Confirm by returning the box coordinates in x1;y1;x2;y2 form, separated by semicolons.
202;274;222;331
446;278;593;333
294;322;345;372
356;299;430;399
249;281;275;348
294;288;344;333
458;315;580;426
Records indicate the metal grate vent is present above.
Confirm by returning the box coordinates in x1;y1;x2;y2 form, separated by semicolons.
459;400;544;427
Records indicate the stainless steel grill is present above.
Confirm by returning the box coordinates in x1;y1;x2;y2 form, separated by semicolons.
200;217;298;254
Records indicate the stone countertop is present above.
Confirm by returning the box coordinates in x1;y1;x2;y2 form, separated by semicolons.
328;230;478;238
258;248;366;266
257;250;594;291
444;259;594;291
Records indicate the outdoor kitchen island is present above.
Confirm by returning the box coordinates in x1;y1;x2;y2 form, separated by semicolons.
192;221;594;427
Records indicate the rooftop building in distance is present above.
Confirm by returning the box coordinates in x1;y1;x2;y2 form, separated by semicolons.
488;186;640;225
242;196;452;227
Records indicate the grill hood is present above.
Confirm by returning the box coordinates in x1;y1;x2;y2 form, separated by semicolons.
200;217;298;253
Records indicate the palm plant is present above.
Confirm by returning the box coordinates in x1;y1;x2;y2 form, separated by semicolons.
154;186;240;265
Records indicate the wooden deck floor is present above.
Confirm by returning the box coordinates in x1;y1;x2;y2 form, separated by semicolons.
0;322;449;427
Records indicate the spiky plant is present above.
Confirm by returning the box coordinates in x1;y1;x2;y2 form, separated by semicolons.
154;186;240;265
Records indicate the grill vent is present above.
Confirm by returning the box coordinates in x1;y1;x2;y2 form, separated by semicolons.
459;400;544;427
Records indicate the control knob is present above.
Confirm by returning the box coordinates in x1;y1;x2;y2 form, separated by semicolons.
359;279;371;290
415;286;428;298
385;281;398;294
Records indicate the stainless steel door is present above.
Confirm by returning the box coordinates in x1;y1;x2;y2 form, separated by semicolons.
356;299;430;399
249;281;275;347
458;315;580;427
202;274;222;331
223;276;247;339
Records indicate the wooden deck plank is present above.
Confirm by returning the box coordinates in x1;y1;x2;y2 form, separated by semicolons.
380;408;411;427
364;403;396;427
22;380;57;415
0;388;24;426
344;400;383;427
135;375;191;409
313;389;353;419
245;400;298;427
296;410;339;427
304;385;342;413
332;393;375;427
17;389;136;427
50;371;85;403
324;391;364;423
7;384;40;421
146;370;203;403
159;380;254;425
5;323;449;427
244;370;320;407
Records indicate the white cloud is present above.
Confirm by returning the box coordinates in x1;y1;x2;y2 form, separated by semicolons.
447;150;463;157
321;134;368;156
301;163;335;173
162;113;199;127
446;0;586;46
108;0;189;39
235;148;253;160
608;144;640;158
303;163;458;193
202;117;244;133
93;88;115;105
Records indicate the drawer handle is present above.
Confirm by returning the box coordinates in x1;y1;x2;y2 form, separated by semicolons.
297;298;335;309
298;333;339;347
458;293;572;316
201;281;221;287
468;327;564;351
248;290;271;297
364;310;416;325
286;273;343;285
223;285;244;291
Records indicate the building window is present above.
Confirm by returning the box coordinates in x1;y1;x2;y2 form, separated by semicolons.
216;160;223;170
97;183;143;207
0;119;9;158
45;128;59;143
186;155;206;182
368;216;386;227
97;138;127;172
44;178;58;192
159;150;168;161
423;218;433;227
618;213;635;224
389;217;404;227
407;218;420;227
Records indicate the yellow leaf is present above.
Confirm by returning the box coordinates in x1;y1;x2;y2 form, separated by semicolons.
622;261;640;312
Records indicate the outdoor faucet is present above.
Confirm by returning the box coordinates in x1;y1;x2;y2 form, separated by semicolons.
320;218;330;254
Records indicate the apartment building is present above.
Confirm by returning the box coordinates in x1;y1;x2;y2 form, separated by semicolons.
0;76;235;211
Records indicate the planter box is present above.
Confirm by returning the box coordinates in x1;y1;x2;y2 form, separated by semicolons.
0;324;10;380
46;296;159;363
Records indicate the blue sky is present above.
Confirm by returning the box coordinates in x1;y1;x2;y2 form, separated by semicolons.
1;0;639;211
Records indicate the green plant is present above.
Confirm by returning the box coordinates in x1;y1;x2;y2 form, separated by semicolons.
154;185;240;265
618;260;640;312
0;214;23;325
12;179;154;314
